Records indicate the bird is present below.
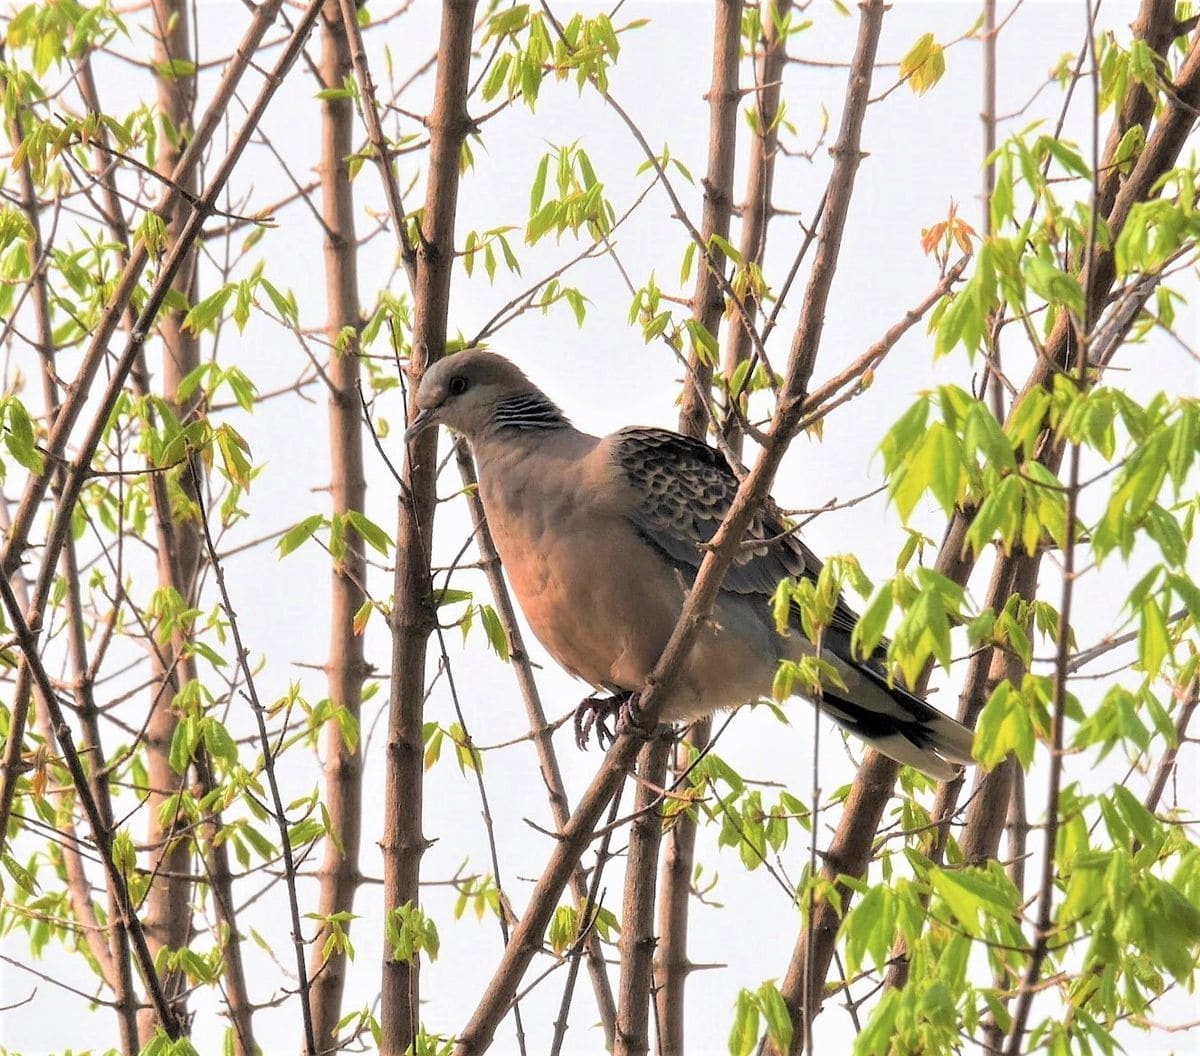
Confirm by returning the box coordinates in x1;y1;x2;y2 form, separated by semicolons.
404;349;975;780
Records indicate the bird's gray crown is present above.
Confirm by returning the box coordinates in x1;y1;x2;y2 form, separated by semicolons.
408;349;569;442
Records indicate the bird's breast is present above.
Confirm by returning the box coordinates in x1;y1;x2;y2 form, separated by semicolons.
476;451;680;690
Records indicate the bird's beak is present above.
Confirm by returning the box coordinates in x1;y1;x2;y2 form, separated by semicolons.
404;407;438;443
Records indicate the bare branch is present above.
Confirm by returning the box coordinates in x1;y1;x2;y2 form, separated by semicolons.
382;3;479;1052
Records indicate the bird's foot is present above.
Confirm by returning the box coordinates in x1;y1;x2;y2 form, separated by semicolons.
616;691;650;739
574;690;646;750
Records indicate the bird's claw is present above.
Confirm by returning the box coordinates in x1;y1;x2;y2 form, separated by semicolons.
574;691;646;750
616;692;649;739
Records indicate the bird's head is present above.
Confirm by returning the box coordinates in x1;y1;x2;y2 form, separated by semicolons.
404;350;560;443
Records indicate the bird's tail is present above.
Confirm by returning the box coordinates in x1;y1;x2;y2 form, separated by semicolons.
809;633;975;781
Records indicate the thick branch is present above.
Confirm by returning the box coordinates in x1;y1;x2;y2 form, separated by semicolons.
720;0;791;444
138;2;202;1040
338;0;418;287
676;0;744;437
614;733;673;1056
382;3;478;1053
656;3;745;1052
308;4;367;1048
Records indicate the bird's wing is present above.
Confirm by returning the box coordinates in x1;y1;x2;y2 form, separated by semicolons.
610;426;860;637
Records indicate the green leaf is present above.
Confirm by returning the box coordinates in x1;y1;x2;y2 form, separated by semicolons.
479;604;510;661
481;52;511;102
278;514;325;557
991;151;1014;230
1137;597;1170;679
972;680;1033;769
202;718;238;766
929;866;1014;937
168;715;196;774
899;33;946;95
2;852;38;895
260;278;298;326
926;422;965;513
153;58;196;80
1111;786;1159;851
4;399;43;473
183;285;234;334
1024;256;1086;318
216;424;253;490
879;397;930;475
685;319;719;365
347;511;392;556
680;240;697;285
757;981;793;1054
1144;504;1187;567
547;905;576;956
529;154;550;215
728;989;760;1056
852;586;893;660
484;3;530;41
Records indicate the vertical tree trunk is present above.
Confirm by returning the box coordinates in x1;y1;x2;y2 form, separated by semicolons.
676;0;743;439
309;4;367;1047
656;2;745;1053
615;732;673;1056
721;0;790;443
139;1;201;1041
381;3;477;1052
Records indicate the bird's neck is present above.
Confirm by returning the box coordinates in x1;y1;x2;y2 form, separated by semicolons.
482;391;571;438
471;405;593;482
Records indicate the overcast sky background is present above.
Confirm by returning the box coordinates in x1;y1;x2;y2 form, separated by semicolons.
1;1;1197;1053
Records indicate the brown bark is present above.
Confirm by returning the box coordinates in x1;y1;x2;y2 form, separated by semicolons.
653;718;706;1056
615;733;673;1056
337;0;418;288
139;2;202;1040
381;3;477;1052
1095;0;1177;220
58;546;141;1052
721;0;791;444
676;0;744;437
308;4;367;1047
656;2;746;1052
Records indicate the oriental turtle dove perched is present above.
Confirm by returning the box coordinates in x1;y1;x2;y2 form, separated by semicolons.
405;350;974;780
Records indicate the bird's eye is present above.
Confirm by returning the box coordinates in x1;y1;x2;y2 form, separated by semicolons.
448;376;469;396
